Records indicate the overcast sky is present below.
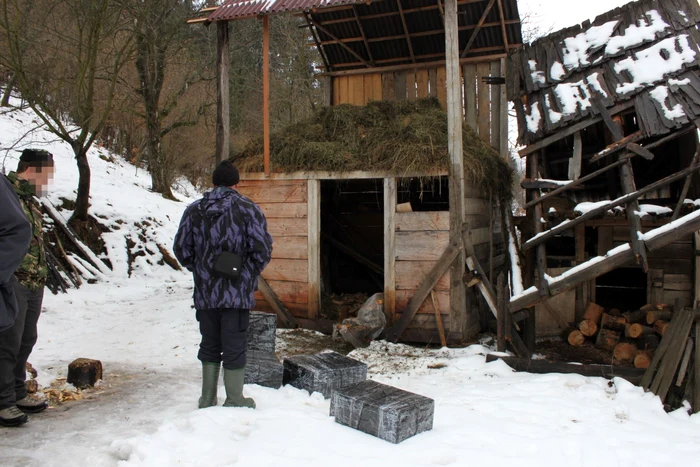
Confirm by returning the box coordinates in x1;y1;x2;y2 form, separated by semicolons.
517;0;636;40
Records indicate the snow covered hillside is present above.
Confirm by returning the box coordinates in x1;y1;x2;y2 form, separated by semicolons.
1;99;700;467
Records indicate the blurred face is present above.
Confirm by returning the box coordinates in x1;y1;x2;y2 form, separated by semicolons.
21;163;55;196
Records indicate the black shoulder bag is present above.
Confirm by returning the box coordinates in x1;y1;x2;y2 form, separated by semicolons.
199;203;243;280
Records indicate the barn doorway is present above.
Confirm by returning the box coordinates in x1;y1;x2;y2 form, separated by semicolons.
320;179;385;319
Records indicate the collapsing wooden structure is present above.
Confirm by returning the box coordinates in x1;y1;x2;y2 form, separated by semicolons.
507;0;700;352
189;0;524;344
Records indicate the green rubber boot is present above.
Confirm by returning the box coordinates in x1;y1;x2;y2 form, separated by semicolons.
198;362;221;409
222;368;256;409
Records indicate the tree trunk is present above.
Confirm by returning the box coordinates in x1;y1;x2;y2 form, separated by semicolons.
146;118;175;200
1;74;16;107
71;144;91;223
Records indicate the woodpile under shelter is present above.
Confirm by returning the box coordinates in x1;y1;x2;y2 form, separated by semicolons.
507;0;700;341
189;0;524;345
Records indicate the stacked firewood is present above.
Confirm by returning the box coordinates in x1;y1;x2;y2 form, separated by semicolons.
568;303;669;368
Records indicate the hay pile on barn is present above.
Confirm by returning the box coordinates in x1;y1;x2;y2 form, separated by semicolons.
231;98;513;200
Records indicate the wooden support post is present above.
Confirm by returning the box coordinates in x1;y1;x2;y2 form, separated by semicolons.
445;0;471;340
673;146;700;221
263;15;271;175
430;290;447;347
384;178;397;325
497;272;507;352
619;159;649;272
215;21;230;165
695;321;700;412
575;223;586;321
523;308;536;353
307;180;321;321
695;231;700;309
568;132;582;180
530;152;549;296
461;0;496;58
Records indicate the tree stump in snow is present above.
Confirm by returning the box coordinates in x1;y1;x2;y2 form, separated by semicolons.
67;358;103;389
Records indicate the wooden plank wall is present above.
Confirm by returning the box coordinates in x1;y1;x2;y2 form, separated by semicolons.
237;179;311;318
332;60;507;156
394;211;451;339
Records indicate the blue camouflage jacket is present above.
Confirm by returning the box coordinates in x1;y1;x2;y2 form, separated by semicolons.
173;187;273;311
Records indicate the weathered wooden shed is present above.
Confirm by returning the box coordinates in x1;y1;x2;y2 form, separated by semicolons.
190;0;524;345
507;0;700;339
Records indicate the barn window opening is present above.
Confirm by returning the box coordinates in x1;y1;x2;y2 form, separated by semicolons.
397;176;449;212
595;267;647;312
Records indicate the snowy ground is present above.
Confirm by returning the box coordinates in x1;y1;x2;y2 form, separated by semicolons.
2;95;700;467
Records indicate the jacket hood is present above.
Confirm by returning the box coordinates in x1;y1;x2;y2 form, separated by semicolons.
199;187;239;220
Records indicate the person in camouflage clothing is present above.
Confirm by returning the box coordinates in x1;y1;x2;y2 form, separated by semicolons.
0;149;54;427
174;160;272;410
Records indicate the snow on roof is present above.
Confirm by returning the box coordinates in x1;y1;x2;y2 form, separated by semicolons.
509;0;700;143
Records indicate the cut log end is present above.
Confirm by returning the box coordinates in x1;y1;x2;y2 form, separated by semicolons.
595;328;621;351
583;302;605;324
568;330;586;347
579;319;598;337
646;310;673;325
614;342;638;362
653;320;669;336
634;350;654;369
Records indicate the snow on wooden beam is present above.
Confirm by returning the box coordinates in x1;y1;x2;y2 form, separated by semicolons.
511;210;700;312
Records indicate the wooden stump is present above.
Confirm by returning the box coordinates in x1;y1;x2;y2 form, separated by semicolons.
568;330;586;347
646;310;673;325
595;328;621;351
654;320;670;336
579;320;598;337
634;350;654;369
614;342;638;362
67;358;103;389
583;302;604;324
626;323;654;339
601;313;626;332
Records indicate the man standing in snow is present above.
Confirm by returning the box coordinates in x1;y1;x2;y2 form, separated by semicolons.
0;149;54;427
174;160;272;409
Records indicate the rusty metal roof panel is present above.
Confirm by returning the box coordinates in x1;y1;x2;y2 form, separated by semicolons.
208;0;367;21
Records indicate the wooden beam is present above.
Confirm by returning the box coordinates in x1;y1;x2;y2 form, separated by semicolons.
592;98;623;141
305;13;331;72
351;5;374;65
384;178;397;325
518;101;635;157
497;272;507;352
530;152;549;296
619;158;649;272
568;131;582;180
486;355;646;384
396;0;416;63
240;169;449;180
522;162;700;251
319;52;510;77
215;21;230;165
695;321;700;412
496;0;509;52
263;15;271;175
461;0;496;58
307;180;321;321
511;210;700;312
258;276;299;328
445;0;470;339
386;236;463;342
589;131;644;163
308;0;492;24
308;17;371;67
673;146;700;221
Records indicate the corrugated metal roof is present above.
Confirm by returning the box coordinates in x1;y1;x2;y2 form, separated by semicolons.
208;0;366;21
207;0;523;71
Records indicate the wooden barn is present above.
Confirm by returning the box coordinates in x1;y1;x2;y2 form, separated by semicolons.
506;0;700;351
189;0;524;345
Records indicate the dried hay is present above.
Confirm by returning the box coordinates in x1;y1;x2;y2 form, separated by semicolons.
231;98;513;201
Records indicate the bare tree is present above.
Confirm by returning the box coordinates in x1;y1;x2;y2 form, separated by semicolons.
0;0;133;224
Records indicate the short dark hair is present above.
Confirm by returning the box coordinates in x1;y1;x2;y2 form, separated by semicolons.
212;160;240;187
17;149;54;174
